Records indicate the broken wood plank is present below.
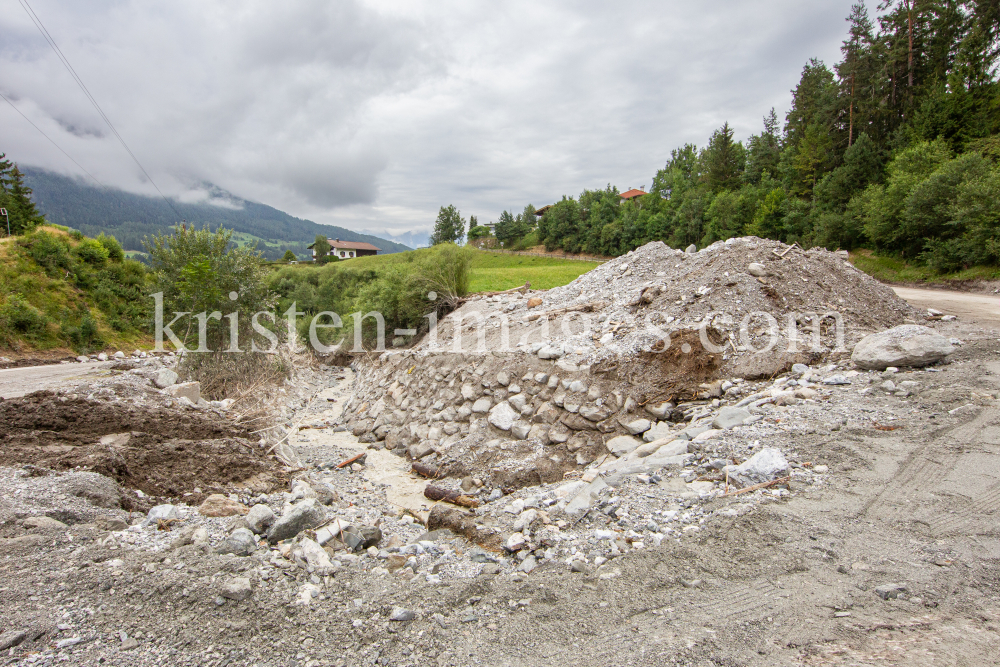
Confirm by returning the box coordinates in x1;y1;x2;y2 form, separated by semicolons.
424;485;479;508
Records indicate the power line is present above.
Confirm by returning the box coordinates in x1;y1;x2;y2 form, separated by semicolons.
0;90;105;189
18;0;182;219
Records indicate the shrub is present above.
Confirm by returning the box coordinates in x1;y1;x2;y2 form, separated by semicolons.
19;230;72;275
97;233;125;262
75;238;111;266
0;294;47;334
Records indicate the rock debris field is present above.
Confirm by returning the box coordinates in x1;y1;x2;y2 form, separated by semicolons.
4;239;1000;666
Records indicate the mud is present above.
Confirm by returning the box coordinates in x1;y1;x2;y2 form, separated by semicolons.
0;391;287;505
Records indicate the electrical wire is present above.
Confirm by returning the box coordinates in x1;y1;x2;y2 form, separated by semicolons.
0;90;106;189
17;0;182;218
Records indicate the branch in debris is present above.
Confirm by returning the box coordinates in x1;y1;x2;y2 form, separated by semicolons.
525;300;606;322
424;484;479;508
725;476;791;496
336;452;367;469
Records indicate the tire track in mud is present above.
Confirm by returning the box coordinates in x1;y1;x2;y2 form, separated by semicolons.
691;579;781;621
928;482;1000;537
860;407;996;524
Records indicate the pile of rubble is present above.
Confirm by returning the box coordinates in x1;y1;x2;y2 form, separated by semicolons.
342;239;922;489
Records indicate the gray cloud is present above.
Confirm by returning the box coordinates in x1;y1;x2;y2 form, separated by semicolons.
0;0;860;238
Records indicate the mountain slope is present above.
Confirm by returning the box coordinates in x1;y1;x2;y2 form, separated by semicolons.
22;168;412;260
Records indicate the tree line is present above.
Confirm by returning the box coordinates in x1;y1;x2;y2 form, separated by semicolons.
443;2;999;272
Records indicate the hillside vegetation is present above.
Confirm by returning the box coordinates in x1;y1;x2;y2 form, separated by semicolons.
0;225;150;353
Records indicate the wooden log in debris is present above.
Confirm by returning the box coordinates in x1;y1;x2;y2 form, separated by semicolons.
424;485;479;508
411;462;444;479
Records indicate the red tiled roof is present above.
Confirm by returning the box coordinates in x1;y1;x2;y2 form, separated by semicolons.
619;189;646;200
328;240;380;251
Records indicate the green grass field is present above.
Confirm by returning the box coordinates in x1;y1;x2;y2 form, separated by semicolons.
467;251;599;291
849;250;1000;284
289;248;601;293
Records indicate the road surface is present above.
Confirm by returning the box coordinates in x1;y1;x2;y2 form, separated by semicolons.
892;286;1000;324
0;361;113;399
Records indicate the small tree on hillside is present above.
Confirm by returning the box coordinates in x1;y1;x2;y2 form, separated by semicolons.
0;155;45;235
429;205;465;245
313;235;330;261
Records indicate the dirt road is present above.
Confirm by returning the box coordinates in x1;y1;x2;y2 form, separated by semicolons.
0;361;112;399
893;286;1000;324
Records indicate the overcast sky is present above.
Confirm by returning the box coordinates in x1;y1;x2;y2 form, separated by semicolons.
1;0;859;241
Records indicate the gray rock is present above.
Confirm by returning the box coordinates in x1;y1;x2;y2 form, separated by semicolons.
216;528;257;556
508;392;529;412
389;606;417;621
23;516;68;531
643;421;673;442
565;477;607;515
579;404;610;422
537;345;564;360
606;435;642;456
0;630;27;651
165;381;200;403
712;406;751;430
626;418;652;435
468;547;498;564
152;368;179;388
488;401;518;431
874;583;907;600
143;504;178;527
266;499;326;544
219;577;252;601
728;447;788;487
645;402;672;419
852;325;955;370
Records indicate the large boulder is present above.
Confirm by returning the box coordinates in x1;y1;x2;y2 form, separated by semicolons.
852;325;955;370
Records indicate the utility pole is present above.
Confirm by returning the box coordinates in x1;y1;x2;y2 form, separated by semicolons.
0;208;8;236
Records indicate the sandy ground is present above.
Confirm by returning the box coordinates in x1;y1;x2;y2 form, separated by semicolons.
0;361;113;399
893;287;1000;323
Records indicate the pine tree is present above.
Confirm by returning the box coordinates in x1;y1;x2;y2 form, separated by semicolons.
0;163;44;235
429;205;465;245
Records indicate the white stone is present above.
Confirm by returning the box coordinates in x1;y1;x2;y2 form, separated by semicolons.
606;435;642;456
488;401;517;431
852;325;955;370
627;418;652;435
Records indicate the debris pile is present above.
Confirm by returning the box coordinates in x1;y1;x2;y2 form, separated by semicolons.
342;238;920;486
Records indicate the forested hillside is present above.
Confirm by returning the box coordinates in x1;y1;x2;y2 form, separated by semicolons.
22;169;412;260
533;1;1000;273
